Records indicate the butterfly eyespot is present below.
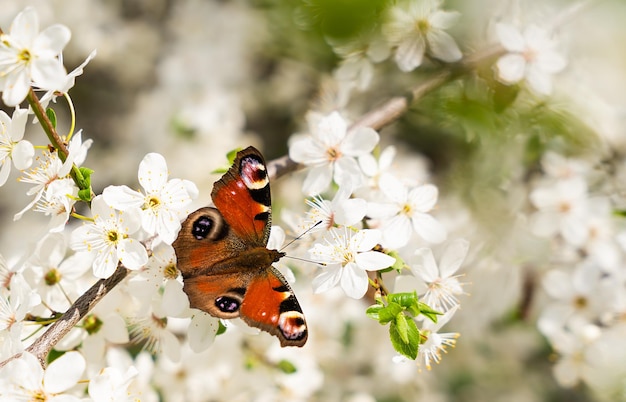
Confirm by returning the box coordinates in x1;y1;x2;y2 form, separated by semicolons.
191;216;213;240
215;296;240;313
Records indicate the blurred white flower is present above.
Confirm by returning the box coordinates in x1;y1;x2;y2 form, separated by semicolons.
368;173;446;247
310;228;395;299
495;23;567;95
396;239;468;312
548;324;600;388
88;365;139;402
128;312;181;362
331;31;390;91
14;130;91;221
70;195;148;278
0;7;71;106
0;351;85;401
0;107;33;187
382;0;462;72
529;177;588;245
27;232;91;312
289;111;379;195
103;152;198;245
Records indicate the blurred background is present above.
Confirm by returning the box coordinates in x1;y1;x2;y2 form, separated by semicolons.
2;0;626;401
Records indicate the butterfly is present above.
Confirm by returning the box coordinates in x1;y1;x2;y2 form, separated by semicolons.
172;146;308;347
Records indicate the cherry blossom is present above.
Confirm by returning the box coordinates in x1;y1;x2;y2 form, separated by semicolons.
0;107;33;187
382;0;462;72
495;23;567;95
103;152;198;245
0;7;70;106
70;195;148;278
289;111;379;195
310;228;395;298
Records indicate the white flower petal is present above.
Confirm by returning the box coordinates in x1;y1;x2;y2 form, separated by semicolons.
430;10;461;30
2;68;31;106
10;8;39;46
138;153;168;193
496;53;526;84
410;184;438;212
12;140;35;170
0;160;11;186
353;229;381;251
188;312;219;353
526;65;553;95
302;164;333;196
412;212;447;243
378;173;407;204
44;351;85;394
395;35;426;72
316;111;347;146
31;57;67;91
426;29;462;62
340;262;369;298
102;185;144;211
34;24;71;56
341;127;379;156
439;238;469;277
334;197;367;226
355;250;395;271
381;214;413;248
118;239;148;270
412;247;439;282
312;264;343;294
496;23;525;52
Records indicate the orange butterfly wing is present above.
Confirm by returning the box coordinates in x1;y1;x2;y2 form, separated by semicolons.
173;147;308;347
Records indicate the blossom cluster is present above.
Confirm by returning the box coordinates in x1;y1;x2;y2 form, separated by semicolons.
0;1;621;401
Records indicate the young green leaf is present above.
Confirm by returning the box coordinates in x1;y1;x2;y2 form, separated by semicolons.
389;318;420;360
46;108;57;129
377;302;403;324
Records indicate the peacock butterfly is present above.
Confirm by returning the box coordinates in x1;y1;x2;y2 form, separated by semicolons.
172;146;308;347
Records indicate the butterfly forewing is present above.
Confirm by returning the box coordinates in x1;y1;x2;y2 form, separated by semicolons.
211;147;271;246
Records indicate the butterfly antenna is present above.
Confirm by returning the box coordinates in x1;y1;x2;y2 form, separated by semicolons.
283;255;327;267
279;221;323;252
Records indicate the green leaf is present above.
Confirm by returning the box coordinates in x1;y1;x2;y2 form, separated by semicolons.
418;302;442;323
78;188;92;202
277;359;298;374
614;209;626;218
46;108;57;129
211;148;243;174
216;320;227;336
389;317;420;360
365;303;384;321
395;312;409;344
377;302;403;324
387;249;406;272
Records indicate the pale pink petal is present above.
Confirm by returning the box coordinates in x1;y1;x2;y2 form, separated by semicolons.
44;351;85;394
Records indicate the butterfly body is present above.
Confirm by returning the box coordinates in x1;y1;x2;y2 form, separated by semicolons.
173;147;308;347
